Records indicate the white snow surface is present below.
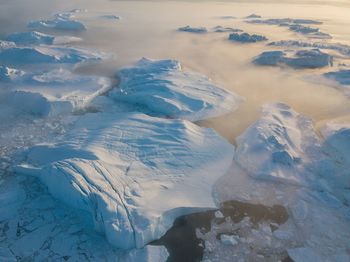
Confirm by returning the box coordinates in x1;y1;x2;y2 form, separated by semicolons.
110;58;241;121
15;112;235;249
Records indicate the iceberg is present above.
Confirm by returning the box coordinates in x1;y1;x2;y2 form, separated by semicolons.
15;112;235;249
0;67;111;114
213;26;242;33
253;49;333;69
268;40;350;57
28;13;86;31
245;14;262;19
5;31;81;45
178;26;208;34
99;15;121;20
110;58;241;121
324;70;350;85
228;32;267;43
235;103;321;186
0;45;106;65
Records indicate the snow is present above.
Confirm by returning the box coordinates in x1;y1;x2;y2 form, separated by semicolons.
228;32;267;43
5;31;81;45
268;40;350;57
15;112;235;249
28;12;86;31
178;26;208;34
0;44;106;65
253;49;333;69
110;58;241;121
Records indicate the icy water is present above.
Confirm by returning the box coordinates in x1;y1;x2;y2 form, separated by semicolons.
1;0;350;261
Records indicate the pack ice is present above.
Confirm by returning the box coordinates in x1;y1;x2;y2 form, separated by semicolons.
15;112;235;249
28;12;86;31
253;49;333;69
110;58;241;121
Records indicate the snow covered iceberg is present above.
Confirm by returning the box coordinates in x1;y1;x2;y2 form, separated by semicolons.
15;112;235;249
178;26;207;34
253;49;333;69
5;31;81;46
28;12;86;31
110;58;241;121
228;32;267;43
235;103;321;186
0;44;106;65
0;66;111;114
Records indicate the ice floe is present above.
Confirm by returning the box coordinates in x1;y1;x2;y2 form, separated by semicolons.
253;49;333;69
178;26;208;34
5;31;81;45
110;58;241;121
269;40;350;57
28;12;86;31
228;32;267;43
15;112;235;249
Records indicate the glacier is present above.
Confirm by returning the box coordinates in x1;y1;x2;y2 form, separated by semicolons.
110;58;241;121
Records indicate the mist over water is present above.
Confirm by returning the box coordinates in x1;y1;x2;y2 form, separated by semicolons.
1;0;350;141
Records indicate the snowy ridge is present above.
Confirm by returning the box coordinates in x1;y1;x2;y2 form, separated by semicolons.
111;58;241;121
15;112;235;249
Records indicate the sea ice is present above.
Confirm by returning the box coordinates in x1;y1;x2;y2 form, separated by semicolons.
110;58;241;121
178;26;208;34
253;49;333;69
28;12;86;31
228;32;267;43
15;112;235;249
